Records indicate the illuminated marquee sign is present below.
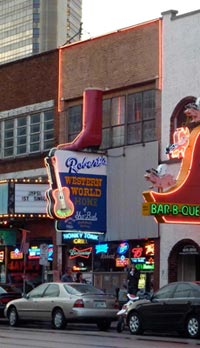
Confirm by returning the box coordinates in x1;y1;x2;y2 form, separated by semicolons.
0;180;48;219
143;125;200;224
15;183;48;214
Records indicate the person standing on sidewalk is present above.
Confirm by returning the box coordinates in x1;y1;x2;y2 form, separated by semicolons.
127;263;140;295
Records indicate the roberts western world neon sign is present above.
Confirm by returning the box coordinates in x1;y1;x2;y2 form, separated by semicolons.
142;124;200;224
46;149;107;233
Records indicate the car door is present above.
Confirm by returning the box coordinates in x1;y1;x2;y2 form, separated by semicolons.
34;283;60;320
164;283;193;330
138;283;178;331
18;283;49;320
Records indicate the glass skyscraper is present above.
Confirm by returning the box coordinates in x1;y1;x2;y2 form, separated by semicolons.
0;0;82;64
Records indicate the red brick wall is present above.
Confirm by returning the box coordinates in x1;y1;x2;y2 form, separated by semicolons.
0;50;59;110
61;20;161;99
0;50;59;174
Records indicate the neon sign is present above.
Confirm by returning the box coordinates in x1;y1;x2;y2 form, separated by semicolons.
10;248;23;260
117;242;129;255
145;242;154;255
62;232;99;241
45;155;74;220
69;247;92;259
143;202;200;220
28;245;53;261
95;244;109;254
116;256;130;267
73;239;87;244
135;263;154;271
132;247;143;258
166;127;190;159
0;251;4;262
143;125;200;224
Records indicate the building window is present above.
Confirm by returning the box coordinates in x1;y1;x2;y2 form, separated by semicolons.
2;109;54;158
16;117;27;155
67;89;156;150
33;28;39;37
127;90;156;145
111;96;125;147
68;105;82;142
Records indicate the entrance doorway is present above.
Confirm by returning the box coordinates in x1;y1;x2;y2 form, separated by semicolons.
169;239;200;283
177;254;198;281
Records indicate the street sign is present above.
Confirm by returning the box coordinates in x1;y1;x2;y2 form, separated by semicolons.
39;243;48;266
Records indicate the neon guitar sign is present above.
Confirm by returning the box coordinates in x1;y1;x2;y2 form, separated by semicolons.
51;156;74;219
45;154;74;220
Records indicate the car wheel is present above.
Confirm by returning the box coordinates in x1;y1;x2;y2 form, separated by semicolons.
116;317;125;333
8;307;19;327
52;308;66;330
128;311;143;335
97;320;111;331
186;315;200;338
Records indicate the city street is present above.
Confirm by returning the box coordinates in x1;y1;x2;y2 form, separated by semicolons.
0;320;199;348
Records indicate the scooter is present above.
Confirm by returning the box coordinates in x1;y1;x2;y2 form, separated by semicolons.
116;293;139;333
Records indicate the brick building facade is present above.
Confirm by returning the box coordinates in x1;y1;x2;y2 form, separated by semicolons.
0;19;162;291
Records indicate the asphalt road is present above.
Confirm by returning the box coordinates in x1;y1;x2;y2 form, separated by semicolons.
0;319;200;348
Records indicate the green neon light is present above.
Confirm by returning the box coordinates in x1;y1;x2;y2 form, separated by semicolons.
150;203;200;217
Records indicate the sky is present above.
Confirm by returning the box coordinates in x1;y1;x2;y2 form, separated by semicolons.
82;0;200;39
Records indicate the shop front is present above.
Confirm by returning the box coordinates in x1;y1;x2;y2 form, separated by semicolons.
0;226;54;292
0;179;56;291
61;233;155;295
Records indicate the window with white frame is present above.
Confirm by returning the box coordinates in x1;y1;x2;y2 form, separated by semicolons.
2;109;54;158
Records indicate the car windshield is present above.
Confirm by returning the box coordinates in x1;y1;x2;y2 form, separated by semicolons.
0;285;17;294
0;286;7;294
64;283;105;295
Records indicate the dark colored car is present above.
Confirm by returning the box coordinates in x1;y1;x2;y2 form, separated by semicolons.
124;281;200;338
0;285;21;317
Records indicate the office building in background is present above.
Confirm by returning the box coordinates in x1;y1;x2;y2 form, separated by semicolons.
0;0;82;64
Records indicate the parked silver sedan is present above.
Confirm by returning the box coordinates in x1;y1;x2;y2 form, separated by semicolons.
4;282;119;330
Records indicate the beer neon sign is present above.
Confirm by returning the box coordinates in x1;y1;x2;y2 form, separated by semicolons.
95;244;109;254
69;247;92;259
116;256;130;267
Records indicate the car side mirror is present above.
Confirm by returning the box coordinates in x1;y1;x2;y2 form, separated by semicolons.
22;293;29;299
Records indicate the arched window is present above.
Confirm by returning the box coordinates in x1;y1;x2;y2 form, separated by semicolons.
169;96;196;144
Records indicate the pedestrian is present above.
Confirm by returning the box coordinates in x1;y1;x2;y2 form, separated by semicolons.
127;263;140;295
61;267;74;282
75;272;86;283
